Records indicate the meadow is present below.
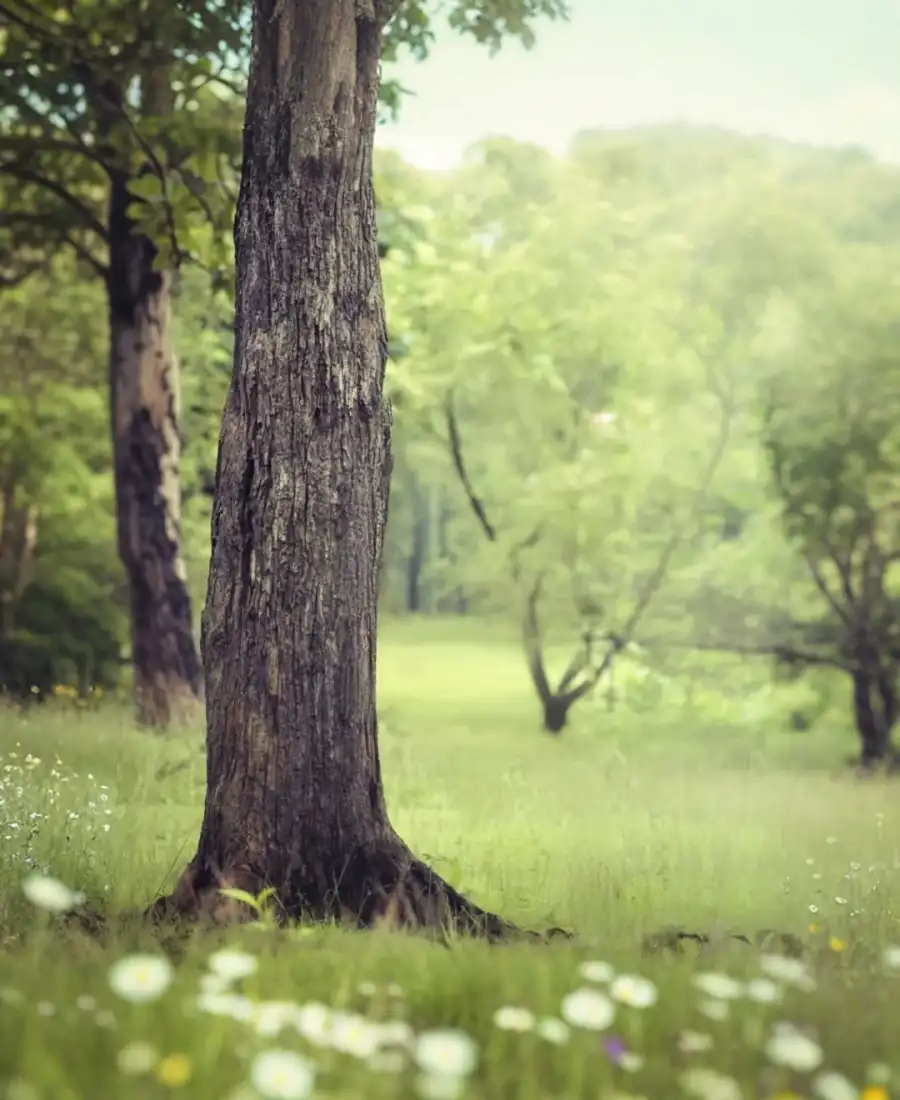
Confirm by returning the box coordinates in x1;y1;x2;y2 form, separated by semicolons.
1;617;898;1100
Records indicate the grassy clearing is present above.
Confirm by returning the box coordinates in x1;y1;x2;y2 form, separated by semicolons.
1;617;899;1100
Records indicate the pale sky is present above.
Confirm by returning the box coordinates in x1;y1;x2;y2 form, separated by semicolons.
377;0;900;168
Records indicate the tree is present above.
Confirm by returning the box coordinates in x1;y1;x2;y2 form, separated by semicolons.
158;0;567;935
0;0;244;726
0;257;127;696
380;140;737;732
757;250;900;770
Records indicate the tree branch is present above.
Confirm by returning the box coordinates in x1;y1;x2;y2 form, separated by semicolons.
0;161;108;241
444;391;497;542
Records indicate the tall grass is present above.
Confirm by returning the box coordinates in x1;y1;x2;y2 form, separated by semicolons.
0;618;897;1100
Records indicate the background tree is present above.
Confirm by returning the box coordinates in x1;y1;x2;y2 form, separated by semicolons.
0;0;244;726
0;257;126;697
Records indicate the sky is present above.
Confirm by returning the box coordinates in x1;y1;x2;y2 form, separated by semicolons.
377;0;900;169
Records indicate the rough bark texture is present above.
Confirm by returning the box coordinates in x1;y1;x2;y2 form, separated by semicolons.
107;172;203;728
160;0;532;941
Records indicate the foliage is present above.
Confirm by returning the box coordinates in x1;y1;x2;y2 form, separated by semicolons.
0;0;246;278
0;258;126;696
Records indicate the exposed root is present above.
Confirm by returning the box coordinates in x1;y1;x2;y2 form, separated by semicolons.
642;925;804;958
148;845;573;945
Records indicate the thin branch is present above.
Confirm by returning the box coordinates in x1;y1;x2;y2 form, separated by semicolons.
445;391;497;542
803;552;852;627
0;161;108;241
0;256;49;288
634;634;852;673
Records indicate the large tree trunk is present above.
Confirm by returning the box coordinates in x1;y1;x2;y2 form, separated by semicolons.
158;0;524;940
107;171;203;729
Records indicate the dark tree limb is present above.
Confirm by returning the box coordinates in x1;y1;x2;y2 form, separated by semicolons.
0;161;108;241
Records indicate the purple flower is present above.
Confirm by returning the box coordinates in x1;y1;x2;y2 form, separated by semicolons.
603;1035;627;1065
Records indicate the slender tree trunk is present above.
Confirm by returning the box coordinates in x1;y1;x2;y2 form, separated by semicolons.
159;0;524;939
107;171;203;728
406;481;427;613
851;666;892;768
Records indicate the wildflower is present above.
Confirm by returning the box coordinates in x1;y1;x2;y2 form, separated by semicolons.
117;1040;159;1075
156;1053;192;1087
765;1023;823;1072
197;990;254;1022
579;960;615;983
561;988;615;1030
108;953;174;1003
861;1088;889;1100
698;999;730;1021
834;897;848;906
207;948;258;982
681;1067;742;1100
759;955;814;988
375;1020;415;1048
414;1030;478;1078
812;1071;858;1100
829;937;846;953
493;1006;536;1031
329;1011;381;1057
199;972;232;994
415;1075;465;1100
678;1030;714;1053
536;1017;570;1044
294;1001;333;1046
610;974;657;1008
692;972;743;1000
250;1049;315;1100
253;1001;302;1038
21;872;84;913
745;978;781;1004
605;1035;627;1064
882;945;900;970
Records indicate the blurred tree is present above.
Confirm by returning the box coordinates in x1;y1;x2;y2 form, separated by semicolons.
0;258;126;697
758;249;900;770
0;0;245;725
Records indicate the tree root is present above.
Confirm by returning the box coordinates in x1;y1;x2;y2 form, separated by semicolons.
147;844;573;945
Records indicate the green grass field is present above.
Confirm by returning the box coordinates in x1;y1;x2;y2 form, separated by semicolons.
1;618;898;1100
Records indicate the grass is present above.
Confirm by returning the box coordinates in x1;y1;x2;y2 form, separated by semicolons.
1;616;898;1100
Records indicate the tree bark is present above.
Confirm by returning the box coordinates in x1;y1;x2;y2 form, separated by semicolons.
107;171;203;728
159;0;527;940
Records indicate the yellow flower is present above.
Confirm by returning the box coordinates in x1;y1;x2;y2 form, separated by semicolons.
829;937;846;953
808;923;820;934
156;1054;192;1087
861;1089;889;1100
